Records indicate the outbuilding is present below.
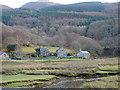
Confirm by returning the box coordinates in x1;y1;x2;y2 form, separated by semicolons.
77;49;90;59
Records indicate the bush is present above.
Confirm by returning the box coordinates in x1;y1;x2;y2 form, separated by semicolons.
26;45;32;47
31;54;36;57
54;53;57;56
43;56;46;58
7;44;17;52
67;53;72;56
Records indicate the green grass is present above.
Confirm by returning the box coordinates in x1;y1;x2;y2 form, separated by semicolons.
22;46;74;54
22;46;39;54
2;74;57;88
2;74;57;83
96;65;119;74
18;58;89;62
2;81;42;88
103;75;119;82
83;75;119;88
32;56;57;58
84;81;118;88
19;69;64;73
2;61;27;65
96;71;117;74
2;58;88;65
98;65;119;70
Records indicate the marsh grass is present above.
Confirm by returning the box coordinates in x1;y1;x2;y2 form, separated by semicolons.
1;58;119;88
2;61;29;65
96;71;117;74
19;58;86;62
83;75;119;88
98;65;119;70
2;58;118;74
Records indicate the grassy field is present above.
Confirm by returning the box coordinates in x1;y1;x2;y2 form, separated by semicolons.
2;74;57;88
2;74;57;83
83;75;119;88
1;57;119;88
16;58;88;62
2;58;118;74
2;81;42;88
22;46;74;54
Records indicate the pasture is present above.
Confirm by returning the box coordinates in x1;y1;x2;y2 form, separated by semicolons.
22;46;74;54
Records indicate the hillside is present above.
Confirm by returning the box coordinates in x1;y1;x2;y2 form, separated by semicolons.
21;1;58;10
0;5;12;10
103;3;118;16
40;2;118;16
41;2;105;12
1;2;119;56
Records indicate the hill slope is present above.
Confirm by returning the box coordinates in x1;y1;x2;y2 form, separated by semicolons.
0;5;12;10
41;2;105;12
21;2;58;10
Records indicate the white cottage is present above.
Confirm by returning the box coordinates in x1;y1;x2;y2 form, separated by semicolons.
77;49;90;59
56;47;67;58
0;52;9;60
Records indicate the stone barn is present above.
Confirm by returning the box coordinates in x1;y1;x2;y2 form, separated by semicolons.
56;47;67;58
0;52;9;60
77;49;90;59
40;48;49;56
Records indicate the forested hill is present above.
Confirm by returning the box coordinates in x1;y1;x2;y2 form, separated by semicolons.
20;2;118;16
1;2;119;56
21;2;58;10
40;2;105;12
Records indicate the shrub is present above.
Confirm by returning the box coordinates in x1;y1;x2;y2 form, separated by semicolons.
7;44;17;52
67;53;72;56
26;45;32;47
54;53;57;56
31;54;36;57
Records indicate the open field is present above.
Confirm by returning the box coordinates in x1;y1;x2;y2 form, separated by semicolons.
22;46;74;54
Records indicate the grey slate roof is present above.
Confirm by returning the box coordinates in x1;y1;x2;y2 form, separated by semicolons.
40;48;49;52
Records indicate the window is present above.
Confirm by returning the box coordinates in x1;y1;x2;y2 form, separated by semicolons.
4;54;6;57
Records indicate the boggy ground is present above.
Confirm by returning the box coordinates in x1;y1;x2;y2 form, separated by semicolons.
83;75;119;88
1;57;119;88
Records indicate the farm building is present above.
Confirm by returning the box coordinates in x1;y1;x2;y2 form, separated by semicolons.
40;48;49;56
77;49;90;59
56;47;67;58
0;52;9;60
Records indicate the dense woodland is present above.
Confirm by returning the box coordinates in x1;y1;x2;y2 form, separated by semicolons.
0;2;119;56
